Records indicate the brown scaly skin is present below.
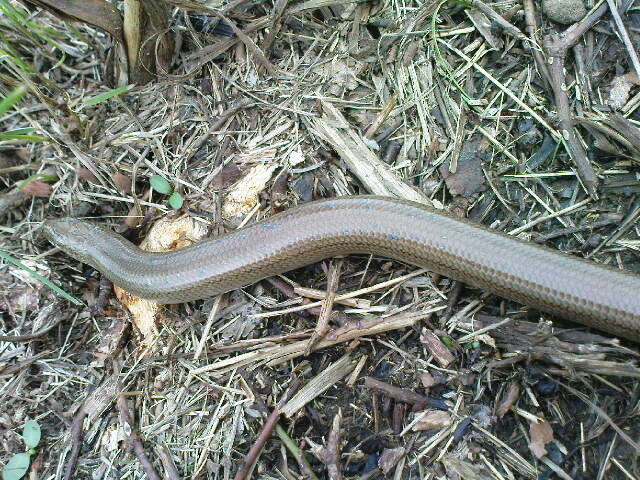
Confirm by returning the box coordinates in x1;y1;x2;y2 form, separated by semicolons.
44;196;640;341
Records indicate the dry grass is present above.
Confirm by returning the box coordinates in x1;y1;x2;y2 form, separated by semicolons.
1;0;640;478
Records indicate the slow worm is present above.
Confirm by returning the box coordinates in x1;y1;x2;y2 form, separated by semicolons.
43;196;640;341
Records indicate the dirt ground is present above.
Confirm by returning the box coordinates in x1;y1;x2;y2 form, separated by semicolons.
1;0;640;478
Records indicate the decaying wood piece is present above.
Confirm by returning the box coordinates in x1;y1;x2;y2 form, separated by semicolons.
542;3;610;197
312;101;430;205
473;314;640;377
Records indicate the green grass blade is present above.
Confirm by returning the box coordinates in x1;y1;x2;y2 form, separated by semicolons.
0;251;83;306
83;85;134;106
0;85;26;116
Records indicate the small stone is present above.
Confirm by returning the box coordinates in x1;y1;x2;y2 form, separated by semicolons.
542;0;587;24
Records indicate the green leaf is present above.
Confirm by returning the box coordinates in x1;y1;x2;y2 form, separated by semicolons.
0;135;46;145
16;174;58;190
441;336;454;348
168;192;183;209
2;453;30;480
0;86;26;117
0;126;46;141
0;251;83;306
83;85;133;106
22;420;41;449
150;175;172;195
0;127;36;136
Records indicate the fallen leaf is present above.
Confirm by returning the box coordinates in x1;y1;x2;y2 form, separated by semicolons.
608;72;640;110
441;455;493;480
76;167;98;183
24;0;123;42
528;418;554;459
496;381;519;418
439;136;487;198
378;447;405;474
21;180;52;197
419;371;436;388
0;273;42;313
113;173;132;194
210;162;242;190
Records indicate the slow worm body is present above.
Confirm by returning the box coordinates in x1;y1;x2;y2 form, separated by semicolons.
44;196;640;341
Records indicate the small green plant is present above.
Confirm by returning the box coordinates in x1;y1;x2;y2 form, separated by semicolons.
150;174;183;209
0;87;45;144
2;420;41;480
81;84;134;107
16;173;59;190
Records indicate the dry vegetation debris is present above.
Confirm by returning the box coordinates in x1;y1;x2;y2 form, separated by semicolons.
1;0;640;478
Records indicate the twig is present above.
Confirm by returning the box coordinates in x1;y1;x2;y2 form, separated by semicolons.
155;445;182;480
312;100;430;205
63;408;88;480
185;99;253;162
544;35;598;196
0;317;64;343
117;395;162;480
266;277;323;317
212;12;276;76
194;294;225;360
542;1;609;196
470;0;527;40
420;329;455;367
92;277;113;316
233;381;301;480
0;351;50;379
261;0;288;57
522;0;552;88
392;402;405;435
276;424;321;480
363;377;444;410
305;260;342;355
605;0;640;77
381;140;402;164
309;409;343;480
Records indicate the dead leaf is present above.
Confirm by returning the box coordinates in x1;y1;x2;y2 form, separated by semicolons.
313;57;366;95
378;447;405;474
0;273;42;313
528;418;554;459
496;381;519;418
439;136;487;198
76;167;98;183
21;180;52;197
607;72;640;110
24;0;123;42
420;329;455;367
211;162;242;191
441;455;493;480
419;371;436;388
113;173;132;194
